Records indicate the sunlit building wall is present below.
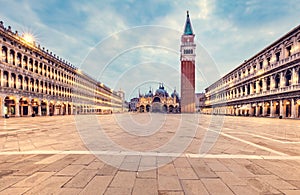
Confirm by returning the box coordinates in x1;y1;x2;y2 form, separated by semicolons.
0;21;122;117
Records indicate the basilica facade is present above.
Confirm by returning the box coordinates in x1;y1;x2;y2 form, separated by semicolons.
203;24;300;119
136;84;180;113
0;21;123;117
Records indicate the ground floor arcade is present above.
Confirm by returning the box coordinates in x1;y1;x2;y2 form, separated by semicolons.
202;98;300;119
1;95;116;117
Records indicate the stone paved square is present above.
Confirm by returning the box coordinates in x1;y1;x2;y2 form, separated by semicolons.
0;114;300;194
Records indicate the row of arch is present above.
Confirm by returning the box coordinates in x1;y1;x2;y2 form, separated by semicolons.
1;95;113;117
2;45;75;85
138;104;180;113
0;70;72;98
211;38;300;90
211;67;300;102
203;99;300;118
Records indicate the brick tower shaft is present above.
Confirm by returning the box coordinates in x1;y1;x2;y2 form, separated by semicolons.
180;11;196;113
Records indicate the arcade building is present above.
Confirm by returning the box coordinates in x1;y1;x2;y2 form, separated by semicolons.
203;24;300;119
0;21;123;117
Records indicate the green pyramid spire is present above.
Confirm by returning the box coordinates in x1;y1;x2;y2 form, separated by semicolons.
184;11;194;35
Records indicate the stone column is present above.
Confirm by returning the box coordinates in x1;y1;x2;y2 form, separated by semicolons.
0;70;3;87
262;78;267;91
38;104;42;116
270;75;275;90
249;106;254;116
15;100;20;117
65;103;69;115
70;104;73;115
291;99;296;118
280;100;284;117
280;72;285;88
46;103;50;116
20;105;23;116
28;104;32;116
256;80;260;93
244;85;248;96
270;101;274;117
250;83;254;94
8;71;11;88
255;104;259;116
262;102;266;116
292;67;297;85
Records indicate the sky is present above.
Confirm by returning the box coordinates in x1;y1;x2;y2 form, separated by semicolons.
0;0;300;100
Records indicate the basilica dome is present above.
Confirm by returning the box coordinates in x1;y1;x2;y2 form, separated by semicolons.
155;84;169;97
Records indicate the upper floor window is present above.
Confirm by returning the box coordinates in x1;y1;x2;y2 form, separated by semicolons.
275;52;280;62
286;45;292;57
259;61;263;69
267;57;271;65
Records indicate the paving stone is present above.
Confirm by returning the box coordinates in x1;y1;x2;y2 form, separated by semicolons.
258;175;297;190
79;176;113;195
215;171;247;186
63;169;98;188
140;156;157;167
181;179;209;195
14;163;47;176
280;190;300;195
158;164;177;176
228;185;260;195
221;159;255;178
104;187;132;195
35;154;68;164
72;155;95;165
97;164;118;176
85;160;105;170
137;169;157;179
201;178;234;195
173;157;191;168
175;167;198;179
157;191;185;195
132;178;158;195
13;172;54;187
55;164;85;176
40;154;79;172
158;175;182;191
109;171;136;188
54;188;82;195
0;187;29;195
204;159;230;172
23;176;71;195
0;176;26;192
246;178;282;194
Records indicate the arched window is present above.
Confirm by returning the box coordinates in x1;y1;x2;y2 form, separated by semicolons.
266;77;271;90
29;58;33;72
23;56;28;70
285;70;292;86
18;75;23;90
3;71;8;87
9;49;15;65
17;53;22;67
2;46;8;63
11;73;16;88
275;74;280;89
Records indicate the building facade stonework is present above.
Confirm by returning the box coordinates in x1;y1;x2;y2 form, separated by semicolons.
180;11;196;113
203;25;300;119
136;84;180;113
0;21;122;117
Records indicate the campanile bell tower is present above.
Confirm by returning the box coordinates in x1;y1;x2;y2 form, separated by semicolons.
180;11;196;113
